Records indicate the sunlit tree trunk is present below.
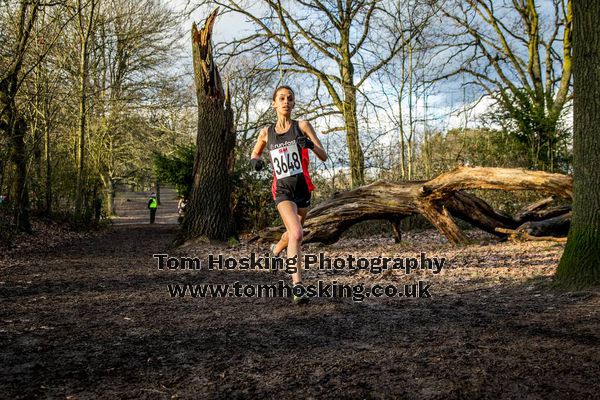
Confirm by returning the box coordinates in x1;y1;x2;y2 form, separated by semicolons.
556;1;600;288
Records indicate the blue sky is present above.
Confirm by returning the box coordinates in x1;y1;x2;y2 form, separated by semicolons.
172;0;572;156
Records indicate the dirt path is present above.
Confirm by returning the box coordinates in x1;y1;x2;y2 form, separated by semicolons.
1;225;599;399
111;187;180;225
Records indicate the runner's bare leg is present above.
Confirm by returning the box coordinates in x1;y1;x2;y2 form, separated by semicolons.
276;201;306;284
273;207;308;256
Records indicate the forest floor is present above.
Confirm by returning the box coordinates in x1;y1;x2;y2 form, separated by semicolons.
1;220;599;399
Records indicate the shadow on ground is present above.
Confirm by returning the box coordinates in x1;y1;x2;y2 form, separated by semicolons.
1;225;598;399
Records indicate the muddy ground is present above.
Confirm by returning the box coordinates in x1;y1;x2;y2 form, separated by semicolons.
1;223;599;399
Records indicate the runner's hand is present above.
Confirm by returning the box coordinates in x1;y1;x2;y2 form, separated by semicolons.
251;158;264;171
296;136;314;149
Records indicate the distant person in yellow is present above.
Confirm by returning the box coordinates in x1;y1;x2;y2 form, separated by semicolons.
148;192;158;224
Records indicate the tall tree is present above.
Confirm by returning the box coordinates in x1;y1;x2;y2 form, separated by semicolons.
206;0;433;186
439;0;572;171
74;0;97;214
555;1;600;288
90;0;184;215
0;0;188;226
24;5;71;215
181;9;236;241
0;0;42;232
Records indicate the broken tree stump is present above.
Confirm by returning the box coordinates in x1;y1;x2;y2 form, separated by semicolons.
179;8;236;243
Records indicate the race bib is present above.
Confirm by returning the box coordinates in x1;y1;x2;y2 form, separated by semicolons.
270;142;303;179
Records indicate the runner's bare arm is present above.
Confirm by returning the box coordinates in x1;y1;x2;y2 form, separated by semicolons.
298;120;328;161
251;127;268;159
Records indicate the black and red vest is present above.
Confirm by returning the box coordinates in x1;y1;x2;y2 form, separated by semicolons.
266;120;315;199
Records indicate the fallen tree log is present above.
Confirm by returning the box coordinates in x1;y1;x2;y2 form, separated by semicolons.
254;166;573;245
495;227;569;243
421;167;572;200
444;191;518;235
515;196;571;223
513;212;572;237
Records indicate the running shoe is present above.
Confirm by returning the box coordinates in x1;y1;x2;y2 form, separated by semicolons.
292;283;310;305
269;244;282;273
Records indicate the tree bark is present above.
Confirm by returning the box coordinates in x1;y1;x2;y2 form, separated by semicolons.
514;196;570;223
390;218;403;243
254;167;572;245
156;181;161;205
407;43;414;180
339;47;364;186
108;178;115;215
398;48;407;180
1;76;31;231
444;190;517;235
0;156;4;194
0;0;39;232
556;1;600;288
9;114;32;232
44;120;52;214
75;0;96;215
342;83;364;187
180;9;236;242
515;212;571;238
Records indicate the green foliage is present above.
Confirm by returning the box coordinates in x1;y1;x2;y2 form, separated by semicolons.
483;92;572;172
426;128;531;174
227;236;240;247
153;145;195;198
230;151;279;233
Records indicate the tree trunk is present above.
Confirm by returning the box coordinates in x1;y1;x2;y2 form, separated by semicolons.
1;76;31;232
556;1;600;288
407;44;414;180
107;179;115;216
398;93;406;180
253;167;572;245
514;196;570;223
99;173;115;216
10;114;32;232
343;85;364;187
423;95;431;179
75;57;87;215
180;9;236;242
44;120;52;214
0;155;5;194
156;181;161;205
444;190;517;235
340;56;364;187
398;48;407;180
32;110;43;211
0;0;38;232
75;0;96;215
390;218;403;243
515;212;571;238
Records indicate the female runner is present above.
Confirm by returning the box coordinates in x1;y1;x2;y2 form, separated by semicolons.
250;85;328;304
